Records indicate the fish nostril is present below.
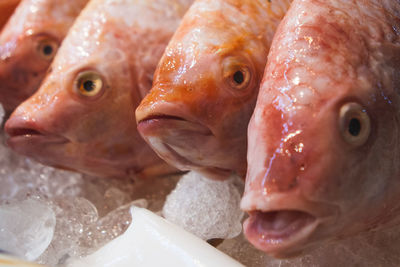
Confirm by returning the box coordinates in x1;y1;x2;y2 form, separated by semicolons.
6;127;43;137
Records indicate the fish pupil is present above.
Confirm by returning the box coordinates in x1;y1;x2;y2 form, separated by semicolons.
83;80;95;92
348;118;361;136
43;45;53;55
233;71;244;85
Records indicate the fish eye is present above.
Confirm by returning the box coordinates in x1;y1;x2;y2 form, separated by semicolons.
36;38;59;60
339;102;371;146
223;58;252;91
75;71;104;98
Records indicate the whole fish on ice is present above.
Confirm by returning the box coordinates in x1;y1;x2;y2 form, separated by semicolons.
5;0;194;178
241;0;400;258
136;0;292;180
0;0;89;113
0;0;20;30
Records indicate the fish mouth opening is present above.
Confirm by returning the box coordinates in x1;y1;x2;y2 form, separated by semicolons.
244;209;318;257
138;114;186;123
5;122;68;146
138;114;212;136
6;127;43;137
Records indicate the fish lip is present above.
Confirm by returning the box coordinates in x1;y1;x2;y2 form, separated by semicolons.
138;113;233;180
243;210;320;258
5;119;69;147
137;114;212;136
241;192;339;257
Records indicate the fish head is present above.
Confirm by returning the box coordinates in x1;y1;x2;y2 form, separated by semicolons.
0;28;60;112
241;0;400;258
5;9;159;178
0;0;88;113
136;1;270;180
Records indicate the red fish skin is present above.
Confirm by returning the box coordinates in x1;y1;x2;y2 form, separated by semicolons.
0;0;89;113
5;0;194;179
136;0;292;180
0;0;20;31
241;0;400;258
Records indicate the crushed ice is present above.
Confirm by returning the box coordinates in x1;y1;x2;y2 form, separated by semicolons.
163;171;244;240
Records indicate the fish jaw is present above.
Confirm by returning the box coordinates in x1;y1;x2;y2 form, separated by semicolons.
137;102;237;180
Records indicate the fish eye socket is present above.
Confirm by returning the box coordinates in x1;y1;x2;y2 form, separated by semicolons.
225;66;251;91
339;102;371;146
75;71;104;98
36;38;59;60
223;58;252;92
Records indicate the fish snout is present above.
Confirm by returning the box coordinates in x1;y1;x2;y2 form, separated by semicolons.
5;108;68;156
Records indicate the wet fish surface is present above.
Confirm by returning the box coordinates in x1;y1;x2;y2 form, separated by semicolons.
0;0;20;30
5;0;194;178
0;0;89;112
136;0;292;180
241;0;400;258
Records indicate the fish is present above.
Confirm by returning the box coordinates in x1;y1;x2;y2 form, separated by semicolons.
136;0;292;180
0;0;89;113
241;0;400;258
5;0;194;178
0;0;20;30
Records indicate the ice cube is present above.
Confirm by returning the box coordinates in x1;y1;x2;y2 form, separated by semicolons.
36;197;98;266
162;171;244;240
0;198;56;261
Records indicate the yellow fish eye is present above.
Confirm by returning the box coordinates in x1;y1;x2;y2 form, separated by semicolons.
222;58;252;92
36;38;59;60
75;71;104;97
339;102;371;146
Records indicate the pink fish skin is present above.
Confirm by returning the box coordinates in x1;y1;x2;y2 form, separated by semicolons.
5;0;193;178
241;0;400;258
136;0;292;180
0;0;89;113
0;0;20;30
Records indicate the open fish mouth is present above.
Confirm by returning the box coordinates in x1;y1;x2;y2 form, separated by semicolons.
244;209;318;257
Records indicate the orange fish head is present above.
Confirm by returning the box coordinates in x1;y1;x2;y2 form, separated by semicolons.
5;29;163;178
136;14;268;180
0;31;59;112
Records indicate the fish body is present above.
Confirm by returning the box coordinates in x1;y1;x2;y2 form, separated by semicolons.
0;0;89;112
5;0;194;178
0;0;20;30
136;0;292;180
241;0;400;258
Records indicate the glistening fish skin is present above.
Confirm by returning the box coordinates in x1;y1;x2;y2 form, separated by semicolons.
5;0;193;178
0;0;20;30
136;0;292;180
241;0;400;258
0;0;89;113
